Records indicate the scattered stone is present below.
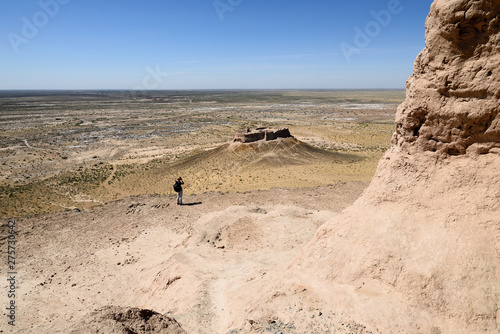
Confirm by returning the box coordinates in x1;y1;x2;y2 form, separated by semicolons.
69;305;186;334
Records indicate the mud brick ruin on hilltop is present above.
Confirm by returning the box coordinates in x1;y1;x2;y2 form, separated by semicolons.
232;127;292;143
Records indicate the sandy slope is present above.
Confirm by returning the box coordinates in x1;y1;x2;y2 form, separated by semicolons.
243;149;500;334
0;182;367;333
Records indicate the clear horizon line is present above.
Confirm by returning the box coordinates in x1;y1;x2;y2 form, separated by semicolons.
0;88;406;92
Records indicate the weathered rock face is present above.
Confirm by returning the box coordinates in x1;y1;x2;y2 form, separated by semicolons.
233;127;292;143
244;1;500;333
393;0;500;156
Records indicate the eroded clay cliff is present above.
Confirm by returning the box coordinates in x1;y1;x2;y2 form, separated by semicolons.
394;0;500;156
243;1;500;333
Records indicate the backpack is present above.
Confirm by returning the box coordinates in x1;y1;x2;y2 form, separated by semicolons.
173;182;181;192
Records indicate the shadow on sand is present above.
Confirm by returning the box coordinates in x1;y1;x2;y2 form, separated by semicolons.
180;202;203;206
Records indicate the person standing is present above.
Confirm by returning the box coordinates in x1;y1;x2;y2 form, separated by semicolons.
174;177;184;205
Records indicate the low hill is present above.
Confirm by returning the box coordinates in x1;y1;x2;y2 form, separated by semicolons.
0;132;368;217
158;136;363;195
174;136;360;169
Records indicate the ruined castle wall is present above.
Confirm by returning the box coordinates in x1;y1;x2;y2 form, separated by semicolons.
393;0;500;156
233;128;291;143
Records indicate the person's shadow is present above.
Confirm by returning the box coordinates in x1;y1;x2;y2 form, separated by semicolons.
181;202;202;206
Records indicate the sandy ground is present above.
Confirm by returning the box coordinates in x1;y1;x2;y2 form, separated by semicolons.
0;90;403;333
0;181;368;333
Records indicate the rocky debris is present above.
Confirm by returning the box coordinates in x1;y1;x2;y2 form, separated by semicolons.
233;127;292;143
126;203;146;214
70;306;186;334
393;0;500;156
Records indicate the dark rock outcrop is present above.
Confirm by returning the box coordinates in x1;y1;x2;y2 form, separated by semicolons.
70;306;186;334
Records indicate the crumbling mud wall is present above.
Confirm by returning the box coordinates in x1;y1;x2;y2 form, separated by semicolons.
233;128;292;143
393;0;500;156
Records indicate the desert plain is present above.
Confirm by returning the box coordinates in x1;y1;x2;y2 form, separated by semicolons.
0;89;404;333
0;89;403;217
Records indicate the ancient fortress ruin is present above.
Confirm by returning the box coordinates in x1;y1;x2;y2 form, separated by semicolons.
232;127;292;143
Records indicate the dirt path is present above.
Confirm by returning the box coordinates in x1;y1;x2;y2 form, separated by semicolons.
101;163;125;197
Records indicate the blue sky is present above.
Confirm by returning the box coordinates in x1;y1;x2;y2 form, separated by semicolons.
0;0;434;90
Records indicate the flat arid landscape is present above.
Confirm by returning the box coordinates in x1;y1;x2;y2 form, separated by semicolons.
0;89;403;217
